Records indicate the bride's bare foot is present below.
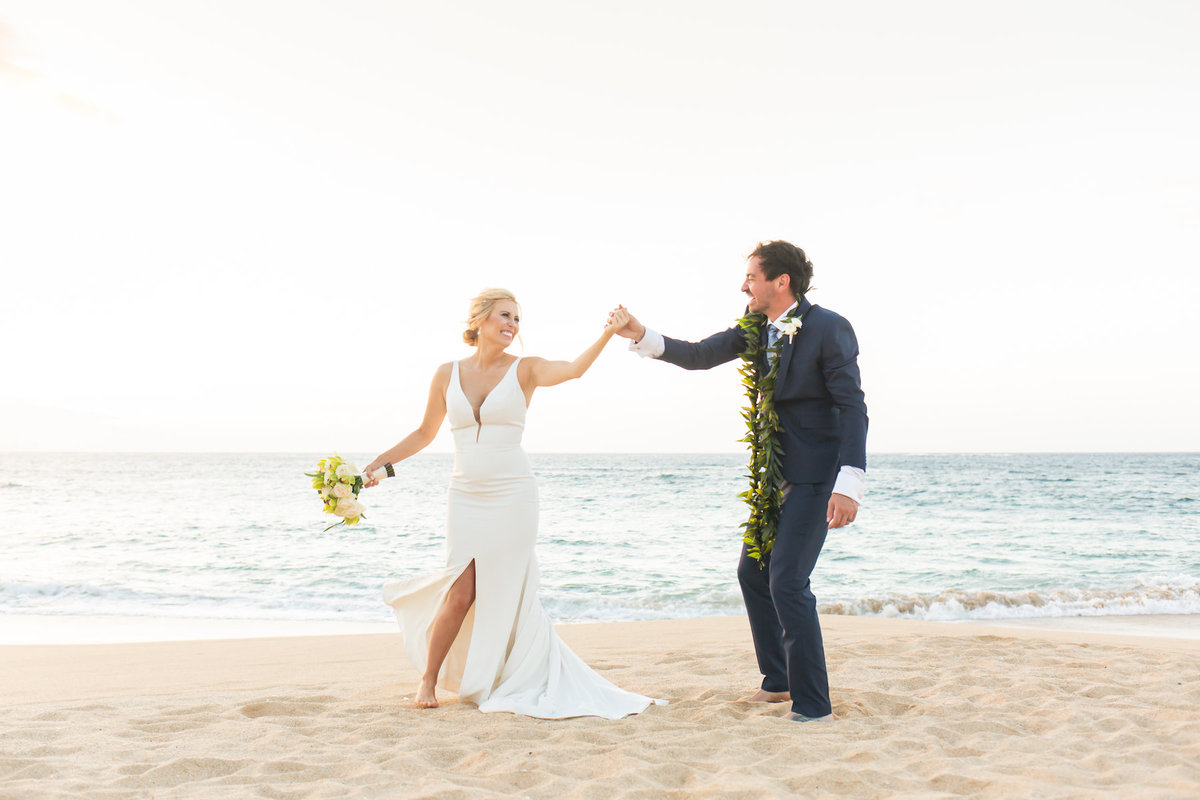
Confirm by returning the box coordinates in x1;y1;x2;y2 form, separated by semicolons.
747;689;791;703
415;678;438;708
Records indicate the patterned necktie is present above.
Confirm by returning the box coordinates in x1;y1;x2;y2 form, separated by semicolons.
766;325;779;366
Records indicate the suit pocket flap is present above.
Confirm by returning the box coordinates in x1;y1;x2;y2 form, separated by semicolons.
794;411;839;428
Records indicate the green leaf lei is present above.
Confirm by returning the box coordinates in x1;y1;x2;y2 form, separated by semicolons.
737;311;785;566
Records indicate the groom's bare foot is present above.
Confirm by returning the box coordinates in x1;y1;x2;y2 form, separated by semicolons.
415;678;439;708
747;689;791;703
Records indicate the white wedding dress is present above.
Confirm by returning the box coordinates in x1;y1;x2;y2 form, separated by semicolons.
382;357;660;719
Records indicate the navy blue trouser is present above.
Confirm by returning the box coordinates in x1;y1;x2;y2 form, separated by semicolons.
737;480;832;718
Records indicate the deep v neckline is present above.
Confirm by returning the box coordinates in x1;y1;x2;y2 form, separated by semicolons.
457;358;520;426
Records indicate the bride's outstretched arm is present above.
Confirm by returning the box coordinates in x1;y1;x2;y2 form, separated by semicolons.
526;308;631;388
363;363;451;486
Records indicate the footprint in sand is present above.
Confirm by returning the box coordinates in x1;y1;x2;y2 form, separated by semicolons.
239;700;326;719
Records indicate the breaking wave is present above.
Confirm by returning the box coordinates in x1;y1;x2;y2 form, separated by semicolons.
821;576;1200;620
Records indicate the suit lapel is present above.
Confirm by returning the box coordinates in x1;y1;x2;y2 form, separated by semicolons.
774;296;812;390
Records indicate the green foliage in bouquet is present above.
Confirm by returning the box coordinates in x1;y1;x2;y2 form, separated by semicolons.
305;453;365;531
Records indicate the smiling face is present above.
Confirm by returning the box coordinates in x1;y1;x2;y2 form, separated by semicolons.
479;300;520;348
741;256;792;317
463;289;519;347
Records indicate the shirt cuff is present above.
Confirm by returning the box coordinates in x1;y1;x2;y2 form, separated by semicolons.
832;466;866;504
627;327;666;358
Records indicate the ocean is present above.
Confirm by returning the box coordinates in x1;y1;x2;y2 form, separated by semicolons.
2;452;1198;637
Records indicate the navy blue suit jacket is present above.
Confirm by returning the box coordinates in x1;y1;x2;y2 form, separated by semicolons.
658;297;868;485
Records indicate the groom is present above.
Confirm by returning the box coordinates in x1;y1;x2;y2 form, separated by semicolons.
612;240;867;721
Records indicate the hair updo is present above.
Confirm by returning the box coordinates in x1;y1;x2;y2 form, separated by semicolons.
463;288;520;346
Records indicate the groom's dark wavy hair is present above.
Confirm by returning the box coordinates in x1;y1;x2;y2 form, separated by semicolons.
750;240;813;299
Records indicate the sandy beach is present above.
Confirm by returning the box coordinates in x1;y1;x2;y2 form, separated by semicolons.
3;615;1199;799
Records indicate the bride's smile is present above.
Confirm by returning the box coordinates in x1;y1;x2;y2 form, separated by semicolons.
477;303;520;348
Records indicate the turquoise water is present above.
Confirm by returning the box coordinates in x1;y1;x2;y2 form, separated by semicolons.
1;452;1197;626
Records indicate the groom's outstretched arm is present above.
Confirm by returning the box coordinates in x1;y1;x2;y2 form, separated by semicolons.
660;328;744;370
610;307;743;371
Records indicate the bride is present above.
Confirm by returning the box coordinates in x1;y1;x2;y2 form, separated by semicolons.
362;289;659;719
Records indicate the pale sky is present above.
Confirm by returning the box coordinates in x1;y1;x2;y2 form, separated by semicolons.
2;1;1198;454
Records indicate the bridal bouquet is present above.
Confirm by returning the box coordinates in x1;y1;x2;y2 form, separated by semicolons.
306;454;366;530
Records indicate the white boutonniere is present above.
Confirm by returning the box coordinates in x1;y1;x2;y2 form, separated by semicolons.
778;315;802;344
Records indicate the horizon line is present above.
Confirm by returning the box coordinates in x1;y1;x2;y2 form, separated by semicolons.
3;450;1198;457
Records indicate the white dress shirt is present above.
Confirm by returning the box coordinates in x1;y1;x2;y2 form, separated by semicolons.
629;308;866;505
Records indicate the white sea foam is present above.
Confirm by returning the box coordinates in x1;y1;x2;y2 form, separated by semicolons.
821;575;1200;620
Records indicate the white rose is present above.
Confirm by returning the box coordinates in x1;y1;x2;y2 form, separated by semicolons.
332;482;353;499
334;497;363;519
336;464;356;480
320;486;331;499
778;317;802;343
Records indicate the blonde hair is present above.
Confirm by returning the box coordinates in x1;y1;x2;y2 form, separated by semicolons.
463;288;519;346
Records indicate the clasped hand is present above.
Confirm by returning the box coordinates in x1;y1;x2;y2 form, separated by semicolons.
605;305;644;341
604;306;633;336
